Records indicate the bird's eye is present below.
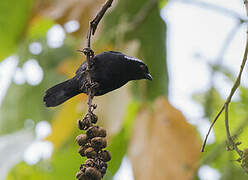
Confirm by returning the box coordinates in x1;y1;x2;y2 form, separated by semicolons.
140;65;145;71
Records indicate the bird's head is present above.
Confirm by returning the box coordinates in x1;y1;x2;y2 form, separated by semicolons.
124;55;153;81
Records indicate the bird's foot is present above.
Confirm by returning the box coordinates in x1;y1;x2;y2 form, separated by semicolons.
90;82;99;90
80;81;88;91
85;81;99;91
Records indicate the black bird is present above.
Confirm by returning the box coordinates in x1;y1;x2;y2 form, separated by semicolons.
43;51;152;107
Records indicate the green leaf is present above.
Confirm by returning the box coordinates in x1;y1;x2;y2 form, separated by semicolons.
220;163;248;180
0;0;33;61
27;18;54;40
159;0;168;9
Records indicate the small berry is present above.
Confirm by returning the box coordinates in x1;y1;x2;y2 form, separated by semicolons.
76;134;88;146
90;113;98;124
84;158;95;167
76;170;86;180
91;137;107;150
86;126;99;139
85;147;97;158
99;150;111;162
100;166;107;175
85;167;102;180
77;120;84;130
78;146;87;157
98;127;107;137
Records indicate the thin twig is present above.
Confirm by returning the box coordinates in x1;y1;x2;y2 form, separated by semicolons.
200;118;248;165
174;0;245;22
201;0;248;152
90;0;114;35
201;105;225;152
201;22;242;148
224;104;231;143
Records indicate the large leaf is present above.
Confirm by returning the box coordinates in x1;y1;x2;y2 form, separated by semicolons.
129;98;201;180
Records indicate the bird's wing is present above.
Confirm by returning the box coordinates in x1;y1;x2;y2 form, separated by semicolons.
75;61;87;75
107;51;124;55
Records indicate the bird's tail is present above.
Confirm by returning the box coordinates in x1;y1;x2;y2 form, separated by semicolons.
43;77;81;107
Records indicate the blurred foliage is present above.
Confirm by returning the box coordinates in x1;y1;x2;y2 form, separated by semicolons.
3;0;248;180
7;143;82;180
0;37;77;134
27;17;54;40
103;0;169;100
0;0;33;60
159;0;169;9
107;101;141;176
193;65;248;178
1;0;171;179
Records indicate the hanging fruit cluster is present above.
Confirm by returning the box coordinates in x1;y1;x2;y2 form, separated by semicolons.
76;111;111;180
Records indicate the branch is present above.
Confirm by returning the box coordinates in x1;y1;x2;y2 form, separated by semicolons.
201;105;225;152
91;0;114;35
200;22;242;153
201;0;248;152
200;118;248;165
76;1;114;179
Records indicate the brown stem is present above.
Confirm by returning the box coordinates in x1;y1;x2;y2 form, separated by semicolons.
90;0;114;35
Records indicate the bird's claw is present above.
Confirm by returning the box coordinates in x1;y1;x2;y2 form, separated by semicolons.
91;82;99;89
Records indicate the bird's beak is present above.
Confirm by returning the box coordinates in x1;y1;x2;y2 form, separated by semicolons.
145;73;153;81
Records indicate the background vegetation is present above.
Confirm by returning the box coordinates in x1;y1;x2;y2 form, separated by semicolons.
0;0;248;179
